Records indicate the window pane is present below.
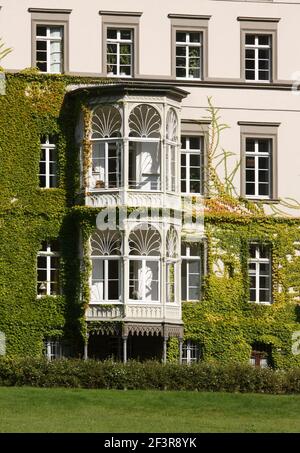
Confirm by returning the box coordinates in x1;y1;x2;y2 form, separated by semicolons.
258;35;270;46
120;30;132;40
176;46;186;57
36;26;47;37
245;35;255;45
190;32;201;43
176;67;186;78
176;32;186;42
107;29;117;39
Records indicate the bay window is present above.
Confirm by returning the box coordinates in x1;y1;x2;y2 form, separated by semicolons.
166;109;178;192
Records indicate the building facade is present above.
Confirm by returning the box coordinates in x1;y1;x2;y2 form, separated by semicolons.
1;0;300;366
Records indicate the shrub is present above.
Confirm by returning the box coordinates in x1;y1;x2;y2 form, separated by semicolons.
0;357;299;393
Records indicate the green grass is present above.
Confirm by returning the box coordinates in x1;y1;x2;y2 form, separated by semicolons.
0;387;300;432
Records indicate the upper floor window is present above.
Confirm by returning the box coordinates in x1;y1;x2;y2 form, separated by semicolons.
182;340;200;364
176;32;202;80
181;243;202;301
107;28;133;77
248;243;271;304
129;224;161;303
245;34;272;82
37;241;60;297
238;16;279;83
36;25;63;73
245;138;271;198
90;230;122;304
181;136;204;194
39;135;58;188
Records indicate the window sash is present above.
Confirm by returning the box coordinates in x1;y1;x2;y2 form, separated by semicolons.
181;244;201;301
176;32;202;80
245;34;271;82
181;136;203;194
91;258;121;303
37;244;60;296
107;29;133;77
248;244;271;304
129;141;161;191
39;137;57;188
36;26;63;73
91;141;122;189
182;341;199;364
245;138;272;198
166;144;176;192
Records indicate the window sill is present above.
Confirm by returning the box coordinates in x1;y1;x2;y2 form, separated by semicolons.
248;301;272;306
243;197;280;204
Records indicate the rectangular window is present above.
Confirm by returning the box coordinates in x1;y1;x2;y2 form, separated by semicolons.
37;241;60;296
181;243;202;301
248;243;271;304
36;25;63;73
129;142;161;191
107;28;133;77
39;135;57;188
245;34;271;82
45;339;62;361
181;136;203;194
91;142;122;189
176;31;202;79
129;260;159;302
91;258;120;303
182;340;200;364
245;138;271;198
166;145;176;192
166;262;176;303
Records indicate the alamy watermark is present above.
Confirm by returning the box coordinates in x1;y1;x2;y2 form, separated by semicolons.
95;197;205;232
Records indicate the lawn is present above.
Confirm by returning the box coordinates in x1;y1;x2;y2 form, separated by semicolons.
0;387;300;433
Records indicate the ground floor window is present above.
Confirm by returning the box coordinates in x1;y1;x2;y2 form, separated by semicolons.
249;343;271;368
182;340;200;364
44;339;62;361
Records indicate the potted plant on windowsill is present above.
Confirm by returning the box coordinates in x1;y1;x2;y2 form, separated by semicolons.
95;180;105;189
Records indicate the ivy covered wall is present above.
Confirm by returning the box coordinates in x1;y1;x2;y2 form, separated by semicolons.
1;73;300;367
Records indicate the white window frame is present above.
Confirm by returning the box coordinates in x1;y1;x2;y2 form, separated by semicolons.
181;244;201;301
182;340;200;364
181;136;203;195
36;25;63;74
245;138;272;199
107;28;133;78
45;339;62;361
90;139;122;190
39;135;57;189
37;242;60;298
245;34;271;83
175;31;202;80
128;139;161;191
91;257;121;304
248;243;272;305
129;257;160;303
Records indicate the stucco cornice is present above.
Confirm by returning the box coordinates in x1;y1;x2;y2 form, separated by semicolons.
28;8;72;14
237;16;281;22
238;121;281;127
168;14;211;20
99;11;142;17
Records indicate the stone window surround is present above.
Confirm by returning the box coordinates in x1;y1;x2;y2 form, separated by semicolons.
238;17;280;83
29;8;71;73
181;119;210;196
169;14;211;80
239;121;280;200
99;11;142;78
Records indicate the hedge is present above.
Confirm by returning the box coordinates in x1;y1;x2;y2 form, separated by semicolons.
0;357;300;393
